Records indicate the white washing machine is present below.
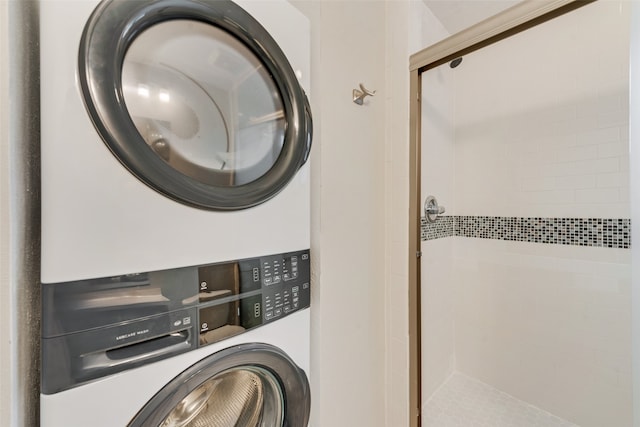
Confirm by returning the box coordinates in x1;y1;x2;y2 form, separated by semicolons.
39;0;312;425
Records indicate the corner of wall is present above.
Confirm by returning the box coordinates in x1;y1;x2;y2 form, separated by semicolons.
629;2;640;426
383;1;415;426
293;1;388;426
0;2;10;426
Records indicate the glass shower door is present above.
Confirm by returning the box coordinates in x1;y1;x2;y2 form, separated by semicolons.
419;2;632;426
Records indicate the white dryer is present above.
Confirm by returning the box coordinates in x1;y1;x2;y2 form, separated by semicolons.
39;0;312;425
40;0;311;283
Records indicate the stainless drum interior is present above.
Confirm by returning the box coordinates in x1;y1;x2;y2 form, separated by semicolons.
160;367;284;427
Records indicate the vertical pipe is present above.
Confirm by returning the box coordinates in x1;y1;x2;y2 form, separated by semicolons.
408;68;422;427
2;1;41;426
0;2;10;422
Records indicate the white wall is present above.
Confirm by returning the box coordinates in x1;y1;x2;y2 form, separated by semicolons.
384;3;411;423
630;2;640;426
291;2;445;425
385;1;453;424
291;2;387;426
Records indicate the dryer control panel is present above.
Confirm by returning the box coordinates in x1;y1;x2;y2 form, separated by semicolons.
197;250;311;347
41;250;310;394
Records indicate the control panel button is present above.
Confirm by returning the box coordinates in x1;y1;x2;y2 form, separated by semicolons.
259;250;310;322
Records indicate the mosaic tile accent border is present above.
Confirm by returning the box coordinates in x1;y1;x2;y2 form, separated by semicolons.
421;216;454;241
422;216;631;249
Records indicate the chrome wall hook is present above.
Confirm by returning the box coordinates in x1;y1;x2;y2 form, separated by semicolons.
353;83;376;105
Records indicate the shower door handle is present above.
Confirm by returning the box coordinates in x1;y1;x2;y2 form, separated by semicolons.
424;196;445;223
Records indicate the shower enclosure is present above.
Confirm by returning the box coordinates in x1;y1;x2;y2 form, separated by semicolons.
410;1;633;426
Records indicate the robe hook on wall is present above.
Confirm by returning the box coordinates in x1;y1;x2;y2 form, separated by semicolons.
353;83;376;105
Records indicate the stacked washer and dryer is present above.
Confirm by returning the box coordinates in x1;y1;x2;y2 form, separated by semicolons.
39;0;312;425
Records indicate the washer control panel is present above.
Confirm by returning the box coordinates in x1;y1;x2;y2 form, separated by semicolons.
41;249;310;394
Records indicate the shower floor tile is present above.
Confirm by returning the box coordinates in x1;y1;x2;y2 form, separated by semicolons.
424;373;579;427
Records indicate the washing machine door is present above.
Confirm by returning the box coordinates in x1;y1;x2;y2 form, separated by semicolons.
128;343;310;427
79;0;312;210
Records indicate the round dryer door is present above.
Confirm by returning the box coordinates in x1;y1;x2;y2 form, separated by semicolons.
79;0;312;210
128;343;310;427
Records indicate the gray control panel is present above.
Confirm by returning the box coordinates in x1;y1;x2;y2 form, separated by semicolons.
262;252;310;320
41;250;311;394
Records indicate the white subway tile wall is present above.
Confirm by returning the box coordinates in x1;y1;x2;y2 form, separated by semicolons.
419;1;632;426
453;3;630;219
421;237;455;399
453;239;631;427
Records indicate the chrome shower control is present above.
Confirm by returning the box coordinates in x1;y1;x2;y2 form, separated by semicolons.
424;195;445;223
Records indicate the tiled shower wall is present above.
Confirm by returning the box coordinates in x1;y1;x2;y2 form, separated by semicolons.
453;3;629;219
421;2;631;426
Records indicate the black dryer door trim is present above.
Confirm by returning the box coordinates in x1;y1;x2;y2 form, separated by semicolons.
79;0;312;210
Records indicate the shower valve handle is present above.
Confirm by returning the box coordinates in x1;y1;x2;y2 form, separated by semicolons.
424;196;445;223
426;205;445;215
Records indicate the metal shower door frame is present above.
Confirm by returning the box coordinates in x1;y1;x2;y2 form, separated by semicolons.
407;1;594;425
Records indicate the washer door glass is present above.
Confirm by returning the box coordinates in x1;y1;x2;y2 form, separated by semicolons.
161;367;283;427
127;343;311;427
79;0;312;210
122;20;285;187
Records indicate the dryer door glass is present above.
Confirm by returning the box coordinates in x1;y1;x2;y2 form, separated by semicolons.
79;0;312;210
122;20;285;187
